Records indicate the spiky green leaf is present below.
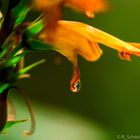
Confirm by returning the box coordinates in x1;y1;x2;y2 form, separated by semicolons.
0;53;25;70
0;83;11;94
26;39;54;51
12;59;45;79
25;19;44;38
11;0;31;26
4;119;28;130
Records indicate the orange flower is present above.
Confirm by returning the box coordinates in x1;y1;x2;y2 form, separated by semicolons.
128;43;140;49
65;0;107;18
33;0;107;30
37;20;140;92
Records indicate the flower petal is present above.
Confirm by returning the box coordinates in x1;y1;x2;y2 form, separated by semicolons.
118;52;131;61
33;0;62;30
37;20;140;92
128;42;140;49
65;0;108;18
33;0;108;29
38;21;103;62
38;20;140;62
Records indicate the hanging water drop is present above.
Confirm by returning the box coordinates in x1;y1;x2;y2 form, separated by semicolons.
70;81;81;93
70;66;81;93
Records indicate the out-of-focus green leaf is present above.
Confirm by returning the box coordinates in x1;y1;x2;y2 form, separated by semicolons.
12;59;45;79
4;119;28;130
26;39;55;51
25;19;44;38
9;39;54;57
0;0;21;46
0;1;3;23
11;0;31;26
0;10;2;19
10;39;54;59
9;43;23;57
0;53;25;70
0;83;11;94
0;16;3;29
0;37;15;60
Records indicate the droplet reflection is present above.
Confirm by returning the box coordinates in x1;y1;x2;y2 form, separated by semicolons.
70;66;81;93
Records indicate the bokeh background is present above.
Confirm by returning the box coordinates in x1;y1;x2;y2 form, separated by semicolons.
1;0;140;140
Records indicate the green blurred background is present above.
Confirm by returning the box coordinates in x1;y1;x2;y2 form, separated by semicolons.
2;0;140;140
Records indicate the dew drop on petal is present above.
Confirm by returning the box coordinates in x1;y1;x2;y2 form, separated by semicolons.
70;66;81;93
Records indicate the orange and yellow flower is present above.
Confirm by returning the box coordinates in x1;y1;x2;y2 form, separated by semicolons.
30;0;140;92
31;0;110;92
33;0;108;30
65;0;108;18
37;20;140;92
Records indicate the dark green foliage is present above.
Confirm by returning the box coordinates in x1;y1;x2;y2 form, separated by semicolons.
4;119;27;130
25;19;44;38
0;0;54;133
0;90;8;132
11;0;31;26
26;39;54;51
0;53;25;70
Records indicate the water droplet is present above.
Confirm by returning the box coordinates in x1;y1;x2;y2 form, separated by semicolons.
70;81;81;93
70;66;81;93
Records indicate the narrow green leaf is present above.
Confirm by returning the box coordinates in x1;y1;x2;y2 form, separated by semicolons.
0;53;25;70
0;83;11;94
11;0;31;26
25;19;44;38
13;59;45;79
0;17;3;29
26;39;54;51
9;39;54;58
9;43;23;57
0;38;15;60
4;119;28;129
